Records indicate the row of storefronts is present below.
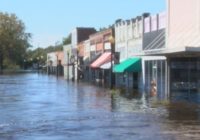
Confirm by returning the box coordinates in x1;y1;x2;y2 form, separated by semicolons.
48;0;200;101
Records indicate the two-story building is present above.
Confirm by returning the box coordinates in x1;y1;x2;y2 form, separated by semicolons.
64;27;96;81
141;0;200;100
166;0;200;100
113;14;149;91
89;28;115;87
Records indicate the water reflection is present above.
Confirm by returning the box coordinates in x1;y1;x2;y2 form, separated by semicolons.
0;73;200;139
167;102;200;121
111;93;148;113
171;91;200;104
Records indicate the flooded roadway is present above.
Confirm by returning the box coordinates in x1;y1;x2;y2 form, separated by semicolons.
0;73;200;140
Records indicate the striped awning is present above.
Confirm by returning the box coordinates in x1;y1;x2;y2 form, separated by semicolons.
90;52;111;68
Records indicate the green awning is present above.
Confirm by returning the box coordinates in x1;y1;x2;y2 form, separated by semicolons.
113;58;141;73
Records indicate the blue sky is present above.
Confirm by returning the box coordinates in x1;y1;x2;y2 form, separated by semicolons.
0;0;166;48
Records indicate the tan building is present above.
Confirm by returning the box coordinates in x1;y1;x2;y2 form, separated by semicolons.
165;0;200;97
89;28;115;87
47;51;64;75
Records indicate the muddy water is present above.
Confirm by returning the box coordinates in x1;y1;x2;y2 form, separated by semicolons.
0;73;200;140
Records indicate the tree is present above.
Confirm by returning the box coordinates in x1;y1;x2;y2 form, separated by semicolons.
0;12;31;70
26;44;63;69
62;34;71;45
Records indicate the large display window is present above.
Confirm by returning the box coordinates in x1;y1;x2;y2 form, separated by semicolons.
170;58;200;101
170;58;200;93
144;60;166;98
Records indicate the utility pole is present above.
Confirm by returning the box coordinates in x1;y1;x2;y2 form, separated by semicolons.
67;51;69;80
109;35;115;89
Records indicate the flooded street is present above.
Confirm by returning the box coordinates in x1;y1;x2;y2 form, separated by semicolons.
0;73;200;140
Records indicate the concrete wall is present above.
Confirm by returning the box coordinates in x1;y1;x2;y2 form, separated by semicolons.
115;17;143;60
167;0;200;50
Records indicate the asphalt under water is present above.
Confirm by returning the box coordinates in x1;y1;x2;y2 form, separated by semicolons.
0;73;200;140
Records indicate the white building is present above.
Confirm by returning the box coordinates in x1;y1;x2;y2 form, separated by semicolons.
114;15;147;91
141;0;200;99
63;44;73;80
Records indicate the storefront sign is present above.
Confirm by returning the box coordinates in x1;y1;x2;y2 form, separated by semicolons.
90;45;96;51
104;42;111;50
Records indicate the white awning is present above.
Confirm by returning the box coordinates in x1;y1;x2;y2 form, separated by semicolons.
100;61;114;69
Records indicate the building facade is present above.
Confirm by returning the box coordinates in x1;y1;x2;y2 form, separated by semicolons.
89;28;114;87
114;15;147;91
70;27;96;81
47;51;64;76
166;0;200;101
60;0;200;101
141;12;167;98
141;0;200;100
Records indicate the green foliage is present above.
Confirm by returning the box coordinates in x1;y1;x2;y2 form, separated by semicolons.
62;34;71;45
0;12;31;70
3;58;20;70
26;44;63;65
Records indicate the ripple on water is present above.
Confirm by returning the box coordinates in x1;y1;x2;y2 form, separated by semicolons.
1;73;200;140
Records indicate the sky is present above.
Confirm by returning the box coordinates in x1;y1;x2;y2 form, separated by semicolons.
0;0;166;49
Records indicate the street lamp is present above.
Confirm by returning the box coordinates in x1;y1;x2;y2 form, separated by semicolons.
67;51;70;80
70;55;75;81
37;57;40;71
56;53;59;77
23;59;26;70
39;55;44;72
69;49;79;82
109;35;115;89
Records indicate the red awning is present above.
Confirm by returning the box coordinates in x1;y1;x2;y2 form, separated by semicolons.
90;52;111;68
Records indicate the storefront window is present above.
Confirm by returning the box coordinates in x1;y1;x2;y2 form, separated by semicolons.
170;58;200;103
144;60;166;98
